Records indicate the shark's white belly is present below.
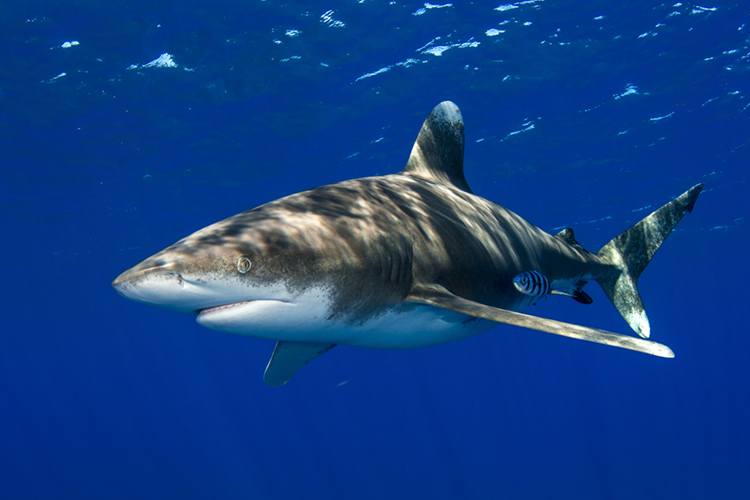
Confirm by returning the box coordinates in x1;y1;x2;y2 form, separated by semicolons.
196;286;500;349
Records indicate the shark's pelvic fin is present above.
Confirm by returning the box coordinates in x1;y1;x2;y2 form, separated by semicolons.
596;184;704;339
406;283;674;358
263;341;336;387
402;101;473;193
571;289;594;305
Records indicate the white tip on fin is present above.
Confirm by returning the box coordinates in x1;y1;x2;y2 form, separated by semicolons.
402;101;472;192
625;308;650;339
406;283;673;358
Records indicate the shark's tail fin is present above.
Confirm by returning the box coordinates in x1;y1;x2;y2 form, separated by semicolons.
595;184;704;338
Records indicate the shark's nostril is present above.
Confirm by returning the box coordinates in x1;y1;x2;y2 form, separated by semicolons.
110;265;191;311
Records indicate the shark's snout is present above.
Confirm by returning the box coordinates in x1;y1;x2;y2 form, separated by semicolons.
112;255;268;315
112;266;188;309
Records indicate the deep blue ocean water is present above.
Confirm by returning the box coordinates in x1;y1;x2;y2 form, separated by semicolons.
2;1;748;498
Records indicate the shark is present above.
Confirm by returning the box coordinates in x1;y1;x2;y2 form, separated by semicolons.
112;101;703;387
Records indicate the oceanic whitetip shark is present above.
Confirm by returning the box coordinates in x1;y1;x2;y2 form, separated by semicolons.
113;102;703;387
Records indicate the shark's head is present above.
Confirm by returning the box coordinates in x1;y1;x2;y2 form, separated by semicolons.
112;229;266;315
112;201;339;336
112;190;414;338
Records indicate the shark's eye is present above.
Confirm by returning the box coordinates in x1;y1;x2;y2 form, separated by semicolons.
236;256;252;274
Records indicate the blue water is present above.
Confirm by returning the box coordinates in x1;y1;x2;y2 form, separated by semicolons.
2;1;748;498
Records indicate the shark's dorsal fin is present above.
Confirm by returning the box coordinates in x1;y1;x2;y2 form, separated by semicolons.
263;341;335;387
403;101;472;193
555;227;585;251
406;283;674;358
555;227;576;242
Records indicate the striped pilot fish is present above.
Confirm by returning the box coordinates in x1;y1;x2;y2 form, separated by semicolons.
513;270;551;298
513;270;594;305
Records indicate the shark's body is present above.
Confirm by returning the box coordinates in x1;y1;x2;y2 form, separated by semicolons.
113;102;703;386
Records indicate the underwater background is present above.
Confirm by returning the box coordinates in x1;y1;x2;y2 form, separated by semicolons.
1;1;748;498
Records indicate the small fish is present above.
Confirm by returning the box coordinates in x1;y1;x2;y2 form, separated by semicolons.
513;270;551;298
513;270;594;305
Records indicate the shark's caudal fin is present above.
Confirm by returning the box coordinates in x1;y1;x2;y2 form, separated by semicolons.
596;184;704;338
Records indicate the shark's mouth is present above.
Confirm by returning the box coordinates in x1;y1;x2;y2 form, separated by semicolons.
195;298;299;336
197;300;255;316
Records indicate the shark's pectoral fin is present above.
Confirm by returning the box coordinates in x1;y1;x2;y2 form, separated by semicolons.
263;341;336;387
406;283;674;358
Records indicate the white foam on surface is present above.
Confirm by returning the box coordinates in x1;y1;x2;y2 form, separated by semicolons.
614;84;640;99
47;72;67;83
691;5;718;14
321;10;346;27
355;58;422;81
650;112;675;122
413;3;453;16
143;53;177;68
127;53;191;72
419;39;480;57
423;45;450;56
501;120;536;141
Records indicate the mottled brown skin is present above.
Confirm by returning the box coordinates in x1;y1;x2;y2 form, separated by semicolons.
119;101;613;326
127;172;611;324
113;102;703;385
